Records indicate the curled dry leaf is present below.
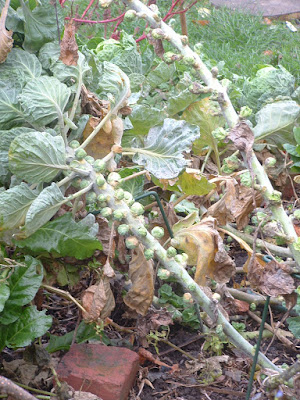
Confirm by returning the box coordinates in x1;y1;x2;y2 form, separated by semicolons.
81;86;110;118
124;244;154;316
59;21;78;66
0;0;13;63
96;216;116;256
247;257;295;297
228;120;254;160
82;276;115;322
171;217;235;286
206;179;262;229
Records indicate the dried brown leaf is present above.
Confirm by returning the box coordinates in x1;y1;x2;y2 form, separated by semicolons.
96;216;116;256
228;121;254;159
171;217;235;286
0;0;13;63
124;244;154;316
81;86;110;117
206;179;237;225
247;258;295;297
59;21;78;66
82;278;115;322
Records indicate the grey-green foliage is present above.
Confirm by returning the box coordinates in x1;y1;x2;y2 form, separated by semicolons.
240;65;295;113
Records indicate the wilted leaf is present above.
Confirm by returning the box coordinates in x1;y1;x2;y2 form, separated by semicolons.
0;0;13;63
83;116;113;159
81;86;110;118
182;98;225;153
177;171;215;196
171;217;235;286
9;131;66;183
96;216;116;256
82;277;115;322
15;213;102;260
172;211;199;235
228;121;254;161
130;118;200;179
124;244;154;316
247;258;295;297
206;180;262;229
59;21;78;66
119;167;145;198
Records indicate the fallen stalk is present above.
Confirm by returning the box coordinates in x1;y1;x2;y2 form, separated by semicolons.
122;0;300;269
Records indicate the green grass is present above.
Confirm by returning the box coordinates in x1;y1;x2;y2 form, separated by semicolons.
186;5;300;84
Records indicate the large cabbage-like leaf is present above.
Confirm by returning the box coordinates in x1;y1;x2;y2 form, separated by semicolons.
0;127;35;185
3;306;52;349
126;104;165;136
20;0;64;53
0;183;39;231
38;42;60;70
0;48;42;87
253;100;300;145
0;84;26;129
51;52;92;85
19;76;71;126
146;61;175;88
130;118;200;179
24;183;66;237
9;131;66;183
16;213;102;260
165;88;199;117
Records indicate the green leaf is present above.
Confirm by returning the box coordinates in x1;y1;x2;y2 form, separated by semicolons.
287;316;300;339
19;76;71;126
283;144;299;157
0;84;26;129
38;42;61;70
51;52;92;85
253;100;300;145
9;131;66;183
176;172;215;196
119;167;145;198
294;127;300;145
16;213;102;260
0;283;10;313
131;118;200;179
165;88;200;117
20;0;64;53
5;256;43;308
4;306;52;349
0;127;35;185
46;321;102;353
174;199;198;215
146;62;176;88
0;183;39;231
0;305;22;325
0;48;42;87
127;104;165;136
0;0;24;32
182;98;225;153
24;183;66;237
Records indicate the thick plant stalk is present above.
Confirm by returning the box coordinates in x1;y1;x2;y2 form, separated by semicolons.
122;0;300;268
93;177;281;372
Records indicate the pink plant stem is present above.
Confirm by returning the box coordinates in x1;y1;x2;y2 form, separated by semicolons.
81;0;95;18
65;12;125;24
164;0;198;21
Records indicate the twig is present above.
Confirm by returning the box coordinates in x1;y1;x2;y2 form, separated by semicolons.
159;337;198;361
42;284;86;313
0;376;38;400
264;360;300;390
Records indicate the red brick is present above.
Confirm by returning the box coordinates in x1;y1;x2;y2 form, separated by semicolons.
56;343;139;400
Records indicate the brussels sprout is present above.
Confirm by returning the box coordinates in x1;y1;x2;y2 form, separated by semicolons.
124;9;136;21
98;202;107;209
182;56;196;66
194;42;203;54
222;155;240;174
244;225;254;235
93;159;106;172
96;174;106;187
181;253;189;262
250;303;256;311
137;226;148;237
123;191;134;206
151;28;165;39
72;178;82;189
212;293;221;301
130;202;144;216
164;51;177;64
294;210;300;220
267;190;282;203
183;292;193;303
251;216;259;226
114;188;124;200
80;179;90;189
174;254;185;264
125;236;139;249
167;246;177;258
144;248;154;260
240;171;252;187
151;226;164;239
69;160;81;168
107;172;121;187
85;155;95;164
69;140;80;149
240;106;252;118
211;66;219;78
86;192;97;204
101;207;112;218
118;224;130;236
63;169;73;177
212;127;228;141
157;268;171;280
180;35;189;45
75;148;87;160
97;194;107;203
264;157;276;168
113;210;124;221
